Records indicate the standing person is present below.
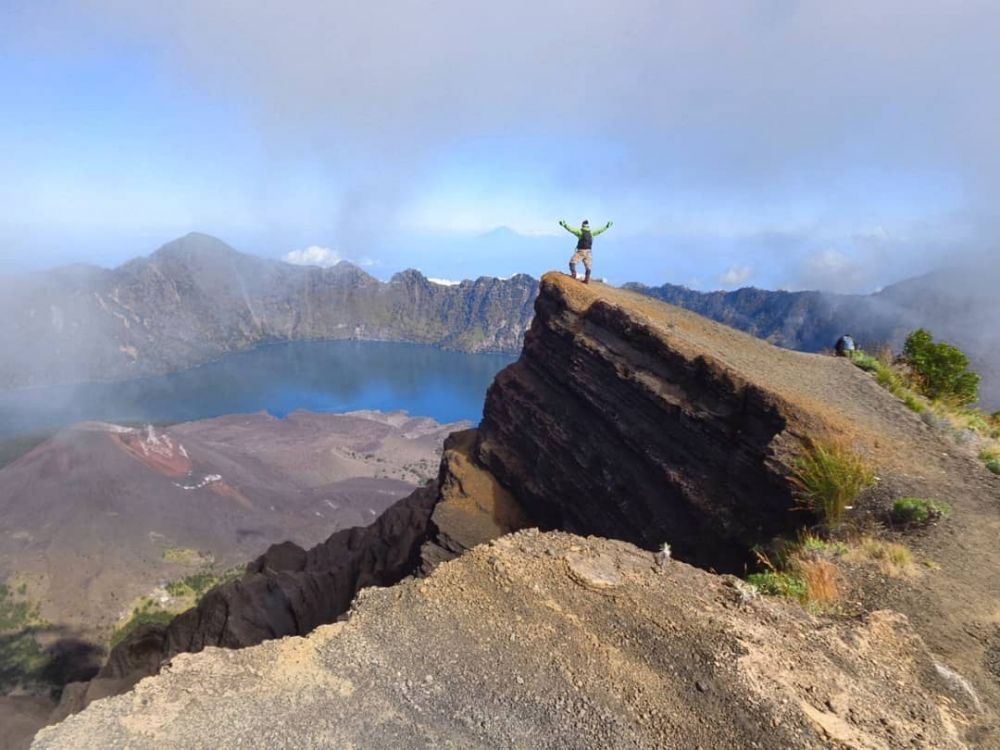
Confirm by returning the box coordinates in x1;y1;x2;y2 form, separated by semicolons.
559;218;613;284
835;334;856;357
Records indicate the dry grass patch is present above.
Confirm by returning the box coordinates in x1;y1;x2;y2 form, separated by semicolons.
748;546;843;611
847;536;915;577
796;557;842;606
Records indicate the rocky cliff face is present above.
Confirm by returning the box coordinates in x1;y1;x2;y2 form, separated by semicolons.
0;233;538;389
477;275;815;572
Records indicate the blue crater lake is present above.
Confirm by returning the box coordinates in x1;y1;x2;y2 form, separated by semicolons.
0;341;517;438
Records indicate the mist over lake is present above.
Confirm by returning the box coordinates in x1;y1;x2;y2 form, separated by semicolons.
0;341;515;437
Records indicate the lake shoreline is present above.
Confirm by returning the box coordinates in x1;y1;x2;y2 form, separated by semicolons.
0;340;514;439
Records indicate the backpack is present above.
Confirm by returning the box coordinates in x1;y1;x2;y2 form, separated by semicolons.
578;229;593;249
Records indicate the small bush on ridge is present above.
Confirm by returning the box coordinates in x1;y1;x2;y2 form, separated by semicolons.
891;497;951;527
903;329;980;405
850;352;881;373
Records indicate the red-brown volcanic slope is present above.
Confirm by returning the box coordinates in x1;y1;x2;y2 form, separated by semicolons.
0;410;461;638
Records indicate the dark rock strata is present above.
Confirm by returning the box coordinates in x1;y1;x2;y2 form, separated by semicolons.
476;274;804;572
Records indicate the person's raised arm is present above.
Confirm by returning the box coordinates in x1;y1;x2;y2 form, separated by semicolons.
558;220;582;237
591;220;614;237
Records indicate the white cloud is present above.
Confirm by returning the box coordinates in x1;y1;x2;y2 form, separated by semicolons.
283;245;379;269
795;249;868;292
719;265;753;287
284;245;343;267
806;249;853;275
427;277;461;286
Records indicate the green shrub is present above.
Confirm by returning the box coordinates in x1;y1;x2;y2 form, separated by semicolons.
747;571;807;601
110;600;175;646
164;566;242;602
987;458;1000;475
0;582;41;631
902;329;980;405
793;441;876;528
891;497;951;526
875;366;897;389
0;581;50;691
850;351;881;373
902;393;925;413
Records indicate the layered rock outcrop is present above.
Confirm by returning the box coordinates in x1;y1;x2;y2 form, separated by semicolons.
477;275;814;571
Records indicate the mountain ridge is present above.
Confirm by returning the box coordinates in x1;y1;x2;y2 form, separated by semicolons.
0;234;537;391
626;265;1000;408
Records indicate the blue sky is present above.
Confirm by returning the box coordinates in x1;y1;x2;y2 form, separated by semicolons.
1;1;997;291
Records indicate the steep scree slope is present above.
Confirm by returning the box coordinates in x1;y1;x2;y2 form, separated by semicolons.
0;411;456;639
35;532;977;749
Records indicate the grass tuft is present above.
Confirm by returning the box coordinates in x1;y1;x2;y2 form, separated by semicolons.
798;532;848;557
110;600;175;646
747;551;842;610
850;352;881;373
793;440;876;528
902;394;926;413
891;497;952;527
747;571;807;601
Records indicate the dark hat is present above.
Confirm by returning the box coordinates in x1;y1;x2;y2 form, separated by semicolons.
582;219;590;226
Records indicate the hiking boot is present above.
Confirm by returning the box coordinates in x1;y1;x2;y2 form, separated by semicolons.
583;270;591;284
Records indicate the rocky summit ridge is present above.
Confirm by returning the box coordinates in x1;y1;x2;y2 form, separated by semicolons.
35;273;1000;748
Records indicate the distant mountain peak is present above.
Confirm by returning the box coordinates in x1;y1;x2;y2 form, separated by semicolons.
152;232;241;260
